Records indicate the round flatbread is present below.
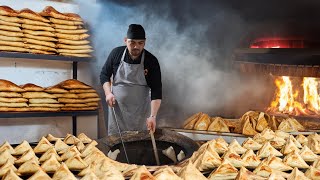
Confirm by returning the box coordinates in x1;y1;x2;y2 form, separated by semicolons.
55;29;88;34
57;49;93;54
0;35;23;42
60;53;91;57
28;49;55;55
23;38;56;48
0;40;25;47
22;29;56;37
0;15;22;23
22;24;55;31
0;19;20;27
24;33;57;42
56;44;92;50
58;39;89;45
0;25;21;32
22;18;51;27
55;33;89;41
0;45;28;52
49;17;83;25
0;30;23;37
0;6;18;17
25;43;57;52
52;24;82;30
18;8;50;22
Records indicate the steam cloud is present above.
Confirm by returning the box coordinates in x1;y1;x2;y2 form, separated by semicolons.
75;0;281;128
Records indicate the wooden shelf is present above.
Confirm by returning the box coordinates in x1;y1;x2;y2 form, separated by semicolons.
0;110;98;118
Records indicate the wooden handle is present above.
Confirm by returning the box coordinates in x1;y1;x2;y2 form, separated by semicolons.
150;130;160;166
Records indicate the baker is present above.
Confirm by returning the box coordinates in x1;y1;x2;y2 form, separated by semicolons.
100;24;162;135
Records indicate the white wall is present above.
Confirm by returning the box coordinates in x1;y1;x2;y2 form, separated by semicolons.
0;0;98;144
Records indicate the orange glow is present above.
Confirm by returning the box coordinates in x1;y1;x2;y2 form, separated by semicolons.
250;38;305;48
267;76;320;117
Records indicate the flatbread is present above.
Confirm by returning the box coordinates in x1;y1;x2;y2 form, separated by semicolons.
56;43;92;50
22;29;56;37
0;35;23;41
57;49;93;54
29;103;64;108
0;97;27;103
86;102;98;107
0;107;29;112
29;98;59;104
0;15;22;23
25;43;57;52
0;29;23;37
18;8;50;22
0;40;25;47
45;85;69;93
60;53;91;57
22;18;51;27
55;29;88;34
75;93;98;99
52;93;78;98
59;79;92;89
28;107;60;112
52;24;82;30
0;92;22;97
64;104;88;108
0;79;25;92
24;33;57;42
55;33;90;40
28;49;56;55
49;17;83;25
23;38;56;48
0;19;20;27
0;24;21;32
0;6;18;17
58;98;100;104
69;89;96;93
20;83;44;92
22;24;55;31
0;102;28;107
41;6;82;21
22;92;56;98
61;107;97;111
58;38;89;45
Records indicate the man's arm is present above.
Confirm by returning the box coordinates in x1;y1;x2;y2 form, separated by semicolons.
103;81;115;107
147;99;161;133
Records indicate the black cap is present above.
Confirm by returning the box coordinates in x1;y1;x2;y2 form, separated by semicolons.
127;24;145;39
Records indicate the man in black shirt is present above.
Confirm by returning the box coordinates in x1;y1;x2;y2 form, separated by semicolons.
100;24;162;135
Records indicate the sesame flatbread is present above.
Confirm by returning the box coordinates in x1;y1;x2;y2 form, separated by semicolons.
22;18;51;27
28;49;56;55
0;45;28;52
0;79;25;92
49;17;83;25
0;97;27;103
61;107;97;111
18;9;50;22
0;15;22;23
22;24;55;32
57;49;93;54
69;89;96;93
22;29;56;37
20;83;44;92
0;92;22;98
52;24;81;30
0;102;28;107
0;19;20;27
22;92;56;99
0;24;21;32
77;93;99;99
23;38;56;48
58;39;89;45
55;29;88;34
24;33;57;42
0;40;25;47
25;44;57;52
58;98;100;104
29;103;64;108
56;44;92;50
0;30;23;37
0;35;23;41
60;53;91;57
29;98;59;104
0;6;18;17
64;104;88;108
55;33;89;41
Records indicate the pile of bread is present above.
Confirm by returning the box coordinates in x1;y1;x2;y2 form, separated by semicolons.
0;79;100;112
183;111;306;136
0;6;93;57
174;129;320;179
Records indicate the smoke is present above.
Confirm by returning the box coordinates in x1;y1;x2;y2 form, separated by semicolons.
75;0;274;128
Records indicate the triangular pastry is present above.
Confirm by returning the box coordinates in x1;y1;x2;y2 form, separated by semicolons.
228;139;247;154
177;160;207;180
83;150;106;165
257;142;283;158
289;135;302;148
65;154;88;171
41;154;61;173
280;138;300;155
0;141;15;155
80;171;99;180
0;159;17;177
241;149;261;168
288;118;305;131
27;169;51;180
52;163;77;180
207;159;238;180
61;146;81;161
283;150;309;169
122;164;139;178
253;163;289;178
268;173;286;180
54;138;69;152
162;146;177;163
77;133;92;144
287;167;310;180
0;149;16;166
96;163;125;180
81;141;98;157
1;169;22;180
39;147;61;162
207;138;228;155
33;136;53;154
242;137;262;151
312;158;320;169
242;116;258;136
256;112;269;132
46;134;60;142
193;148;222;171
275;130;290;139
216;137;229;148
222;148;245;168
15;149;38;165
296;134;308;146
76;141;85;152
17;159;41;175
299;145;318;162
268;116;279;131
153;166;182;180
265;155;293;172
307;133;320;154
260;128;276;140
253;133;268;144
208;117;230;132
194;113;211;130
235;166;265;180
183;112;202;129
270;136;286;149
129;165;155;180
305;166;320;180
64;133;81;145
78;162;96;177
13;140;32;155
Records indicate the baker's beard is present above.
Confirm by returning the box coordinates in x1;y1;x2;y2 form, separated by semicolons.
130;49;142;57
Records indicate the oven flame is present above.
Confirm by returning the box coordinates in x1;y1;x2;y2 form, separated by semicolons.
267;76;320;117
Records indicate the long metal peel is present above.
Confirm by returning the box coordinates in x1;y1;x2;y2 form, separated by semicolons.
150;130;160;165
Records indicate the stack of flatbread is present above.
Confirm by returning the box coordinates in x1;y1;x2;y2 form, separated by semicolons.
0;79;28;112
0;6;27;53
19;8;57;55
40;6;93;57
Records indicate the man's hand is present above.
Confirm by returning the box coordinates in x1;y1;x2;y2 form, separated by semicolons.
106;93;115;107
146;116;156;133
